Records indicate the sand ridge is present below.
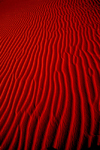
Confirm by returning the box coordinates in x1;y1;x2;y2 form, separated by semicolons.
0;0;100;150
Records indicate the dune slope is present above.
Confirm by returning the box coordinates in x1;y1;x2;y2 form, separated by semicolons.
0;0;100;150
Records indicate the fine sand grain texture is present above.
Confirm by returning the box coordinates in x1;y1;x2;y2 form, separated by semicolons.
0;0;100;150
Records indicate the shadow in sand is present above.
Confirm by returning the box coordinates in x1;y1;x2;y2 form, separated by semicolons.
47;147;58;150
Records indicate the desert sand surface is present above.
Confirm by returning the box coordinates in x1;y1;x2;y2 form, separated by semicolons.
0;0;100;150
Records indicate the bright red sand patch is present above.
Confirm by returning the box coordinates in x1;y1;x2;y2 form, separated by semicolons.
0;0;100;150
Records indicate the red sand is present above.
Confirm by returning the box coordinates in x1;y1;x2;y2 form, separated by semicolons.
0;0;100;150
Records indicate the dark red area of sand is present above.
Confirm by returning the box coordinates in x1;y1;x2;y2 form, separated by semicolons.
0;0;100;150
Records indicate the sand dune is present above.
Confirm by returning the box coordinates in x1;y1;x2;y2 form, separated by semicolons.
0;0;100;150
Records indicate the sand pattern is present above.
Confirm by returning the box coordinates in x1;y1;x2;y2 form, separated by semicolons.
0;0;100;150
